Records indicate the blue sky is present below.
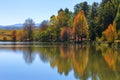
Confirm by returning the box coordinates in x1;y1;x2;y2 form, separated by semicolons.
0;0;101;25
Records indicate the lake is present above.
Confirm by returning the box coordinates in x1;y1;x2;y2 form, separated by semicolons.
0;42;120;80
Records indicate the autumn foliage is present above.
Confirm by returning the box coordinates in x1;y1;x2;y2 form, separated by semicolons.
60;27;71;41
103;23;117;43
73;10;88;41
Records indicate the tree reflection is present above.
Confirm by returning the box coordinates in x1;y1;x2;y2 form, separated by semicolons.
72;44;89;79
93;45;120;80
39;44;72;76
1;44;120;80
104;47;118;70
23;47;36;64
22;44;120;80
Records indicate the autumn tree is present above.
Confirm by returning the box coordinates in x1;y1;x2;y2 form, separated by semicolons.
103;23;117;45
12;30;17;42
23;18;35;41
73;10;88;42
60;26;71;41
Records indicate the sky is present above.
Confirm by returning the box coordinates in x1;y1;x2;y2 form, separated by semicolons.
0;0;101;25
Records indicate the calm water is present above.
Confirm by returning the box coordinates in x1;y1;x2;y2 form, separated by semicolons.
0;43;120;80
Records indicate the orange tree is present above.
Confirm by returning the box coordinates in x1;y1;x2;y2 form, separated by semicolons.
73;10;88;42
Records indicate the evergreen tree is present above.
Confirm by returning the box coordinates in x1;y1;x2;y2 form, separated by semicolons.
114;4;120;31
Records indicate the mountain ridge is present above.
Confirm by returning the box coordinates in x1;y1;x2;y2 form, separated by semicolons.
0;23;40;30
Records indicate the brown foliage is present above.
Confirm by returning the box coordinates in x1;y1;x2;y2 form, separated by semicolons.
3;37;7;41
60;26;71;41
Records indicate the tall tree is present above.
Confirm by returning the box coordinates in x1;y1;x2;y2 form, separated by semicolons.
97;0;120;37
64;8;73;27
74;1;89;18
114;4;120;32
23;18;35;41
49;15;57;28
89;2;99;41
57;9;65;28
73;10;88;42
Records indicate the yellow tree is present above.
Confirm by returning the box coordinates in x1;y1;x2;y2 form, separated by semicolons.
103;23;117;44
57;9;66;28
73;10;88;42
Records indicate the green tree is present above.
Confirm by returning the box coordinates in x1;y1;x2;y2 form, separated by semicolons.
97;0;120;37
57;9;65;28
74;1;89;18
89;2;99;41
114;4;120;32
48;15;58;41
49;15;57;28
64;8;73;27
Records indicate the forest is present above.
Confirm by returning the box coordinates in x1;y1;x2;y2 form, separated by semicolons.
1;0;120;45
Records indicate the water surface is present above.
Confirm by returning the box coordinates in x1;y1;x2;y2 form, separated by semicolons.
0;43;120;80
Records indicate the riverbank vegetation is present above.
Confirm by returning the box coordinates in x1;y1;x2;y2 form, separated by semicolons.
0;0;120;45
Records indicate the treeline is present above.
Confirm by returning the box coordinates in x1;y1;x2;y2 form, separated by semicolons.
10;0;120;44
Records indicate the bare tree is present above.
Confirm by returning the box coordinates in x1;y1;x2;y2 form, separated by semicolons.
23;18;35;41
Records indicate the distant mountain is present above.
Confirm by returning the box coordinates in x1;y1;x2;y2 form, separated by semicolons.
0;23;40;30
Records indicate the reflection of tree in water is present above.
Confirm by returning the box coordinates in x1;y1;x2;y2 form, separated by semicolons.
50;44;72;76
39;44;72;76
19;44;120;80
116;48;120;70
39;46;59;63
72;44;89;80
11;45;17;51
39;48;49;63
88;45;109;80
104;47;118;70
89;45;120;80
23;47;36;64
